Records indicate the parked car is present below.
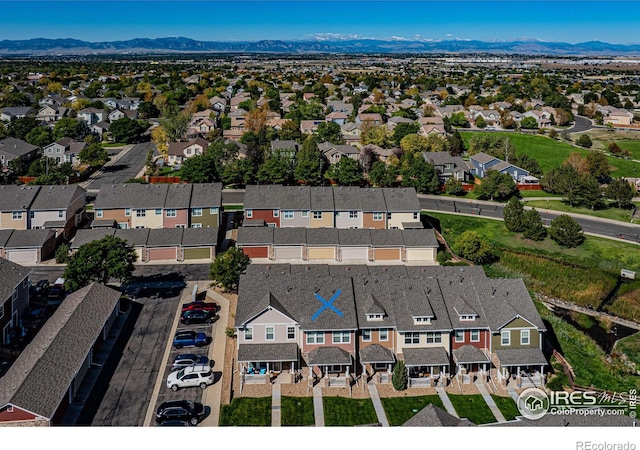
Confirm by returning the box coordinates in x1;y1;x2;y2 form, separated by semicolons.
155;400;204;426
166;364;214;391
30;279;50;299
180;309;219;325
46;283;66;305
181;301;218;313
172;330;208;349
171;353;210;371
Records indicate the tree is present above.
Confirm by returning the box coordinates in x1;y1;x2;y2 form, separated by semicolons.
361;123;393;148
316;121;344;145
585;151;611;181
159;104;191;142
53;117;88;140
180;154;218;183
221;158;256;187
25;126;54;148
368;160;397;187
294;136;325;185
520;116;538;129
449;112;469;128
209;247;250;292
567;174;604;209
63;235;137;292
452;230;495;264
400;134;429;153
151;126;169;160
503;197;526;232
444;178;465;196
399;151;441;194
391;359;408;391
109;117;148;143
606;178;635;209
391;122;419;145
576;134;593;148
257;151;291;185
522;208;547;241
476;170;518;201
244;105;269;133
548;214;585;248
8;117;39;140
325;157;363;186
448;131;465;156
79;143;109;167
144;150;159;176
474;115;486;129
608;142;622;156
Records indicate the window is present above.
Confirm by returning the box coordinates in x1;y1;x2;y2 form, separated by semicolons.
366;313;384;321
58;210;64;218
413;212;419;220
210;207;218;215
135;209;146;217
283;210;294;219
273;210;279;217
460;315;476;321
125;208;131;217
287;326;295;340
11;212;22;220
470;329;480;342
362;329;371;342
413;316;431;325
373;212;383;221
404;332;420;344
191;223;202;228
244;327;253;341
379;328;388;341
192;208;203;217
313;211;323;220
520;330;530;345
349;211;358;219
301;210;309;218
246;209;253;218
426;332;442;344
501;330;510;346
455;330;464;343
387;213;392;220
265;326;274;341
155;209;162;215
306;331;324;344
332;331;350;343
96;209;103;218
29;211;34;219
166;209;177;218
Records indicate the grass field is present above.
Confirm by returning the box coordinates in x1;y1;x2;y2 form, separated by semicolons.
323;396;379;426
447;394;497;424
614;332;640;367
219;396;272;426
380;394;444;426
281;396;315;426
617;141;640;160
491;395;520;421
523;200;638;223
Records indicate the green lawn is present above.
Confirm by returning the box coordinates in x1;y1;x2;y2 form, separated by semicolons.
523;200;637;223
219;397;272;426
614;332;640;367
380;394;444;426
617;140;640;160
323;396;379;426
491;395;520;421
518;190;563;198
447;394;497;424
281;396;315;426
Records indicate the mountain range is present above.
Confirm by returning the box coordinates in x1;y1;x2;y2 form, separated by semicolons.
1;37;640;56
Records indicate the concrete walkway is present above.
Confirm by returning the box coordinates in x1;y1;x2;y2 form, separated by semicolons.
475;380;506;423
507;387;520;403
435;386;459;418
313;385;324;426
271;384;281;427
367;382;389;426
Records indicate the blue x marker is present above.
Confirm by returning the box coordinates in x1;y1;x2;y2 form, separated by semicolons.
311;289;343;321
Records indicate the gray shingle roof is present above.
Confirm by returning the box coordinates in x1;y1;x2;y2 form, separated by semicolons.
402;404;475;427
190;183;222;208
470;152;499;165
0;137;38;158
359;344;395;364
305;228;339;246
475;278;546;331
338;229;371;246
359;188;386;212
94;183;168;209
243;185;283;209
238;343;298;362
181;227;218;247
332;186;361;210
0;257;30;302
164;184;192;209
495;348;547;367
453;345;490;364
0;185;40;212
382;187;420;212
0;283;120;420
370;229;404;247
279;186;311;210
147;228;183;247
0;230;13;247
310;187;334;211
273;227;306;245
401;222;424;229
402;347;450;366
114;228;150;246
308;346;352;365
236;226;273;245
5;229;55;248
401;229;438;247
71;229;116;249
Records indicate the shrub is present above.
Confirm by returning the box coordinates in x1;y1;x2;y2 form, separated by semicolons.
55;243;70;264
503;197;525;232
522;208;547;241
452;230;495;264
548;214;585;248
392;360;408;391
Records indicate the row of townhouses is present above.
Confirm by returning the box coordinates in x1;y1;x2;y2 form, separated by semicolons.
93;182;222;229
235;264;547;390
243;185;421;229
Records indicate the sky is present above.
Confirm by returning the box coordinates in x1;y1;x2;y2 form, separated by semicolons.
0;1;639;44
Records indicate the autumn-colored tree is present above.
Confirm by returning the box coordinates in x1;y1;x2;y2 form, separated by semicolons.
244;105;269;134
151;126;169;160
563;152;591;175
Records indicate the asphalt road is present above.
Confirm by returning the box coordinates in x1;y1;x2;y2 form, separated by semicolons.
85;142;156;191
569;115;594;133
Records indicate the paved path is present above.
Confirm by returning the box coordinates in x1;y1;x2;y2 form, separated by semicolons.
507;388;520;403
271;384;281;427
435;386;459;418
367;382;389;427
313;385;324;426
475;380;506;423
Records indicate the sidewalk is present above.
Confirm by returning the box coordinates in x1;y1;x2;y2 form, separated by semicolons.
475;380;506;423
313;385;324;426
367;381;389;426
436;386;459;418
271;384;281;427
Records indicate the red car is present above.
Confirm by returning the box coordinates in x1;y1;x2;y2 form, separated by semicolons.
181;301;218;313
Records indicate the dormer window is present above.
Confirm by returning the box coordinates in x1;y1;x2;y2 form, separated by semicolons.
413;316;431;325
366;313;384;321
459;315;477;321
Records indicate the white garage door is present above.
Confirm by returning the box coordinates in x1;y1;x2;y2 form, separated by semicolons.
406;248;436;262
340;247;368;261
6;249;38;264
274;246;303;260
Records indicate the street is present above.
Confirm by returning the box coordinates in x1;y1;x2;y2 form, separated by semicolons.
83;142;157;191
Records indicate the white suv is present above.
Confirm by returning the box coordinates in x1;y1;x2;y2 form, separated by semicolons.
166;364;214;391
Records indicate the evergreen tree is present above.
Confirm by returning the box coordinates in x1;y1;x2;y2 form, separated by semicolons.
294;136;325;185
606;178;635;209
392;360;408;391
522;208;547;241
549;214;585;248
399;151;441;194
503;196;526;232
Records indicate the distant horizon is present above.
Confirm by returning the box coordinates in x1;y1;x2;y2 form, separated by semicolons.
1;1;639;45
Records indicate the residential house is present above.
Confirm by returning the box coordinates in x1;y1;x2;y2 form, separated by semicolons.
270;140;298;160
383;187;421;229
327;101;354;117
522;110;551;128
325;111;348;125
209;96;227;112
90;121;110;140
340;123;363;147
309;186;335;229
435;105;465;118
163;184;191;228
0;185;40;230
386;116;415;130
356;113;383;125
243;185;283;227
317;142;360;165
300;120;323;135
333;186;364;229
76;107;106;125
0;107;35;122
0;138;39;169
0;257;30;347
2;229;57;264
475;109;501;126
43;137;87;165
422;152;473;183
468;152;502;178
602;107;634;126
37;104;71;124
108;108;137;122
166;137;210;166
28;185;86;239
189;183;222;228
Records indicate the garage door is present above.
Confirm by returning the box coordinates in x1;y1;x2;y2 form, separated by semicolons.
340;247;368;261
148;247;177;261
241;246;269;258
308;247;336;260
274;246;302;260
406;248;436;262
134;247;143;261
5;249;38;264
184;247;212;260
373;248;401;261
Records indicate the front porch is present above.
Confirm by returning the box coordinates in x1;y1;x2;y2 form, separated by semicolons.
402;347;450;388
453;345;491;385
494;348;547;389
359;343;395;385
307;346;356;389
237;343;300;390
